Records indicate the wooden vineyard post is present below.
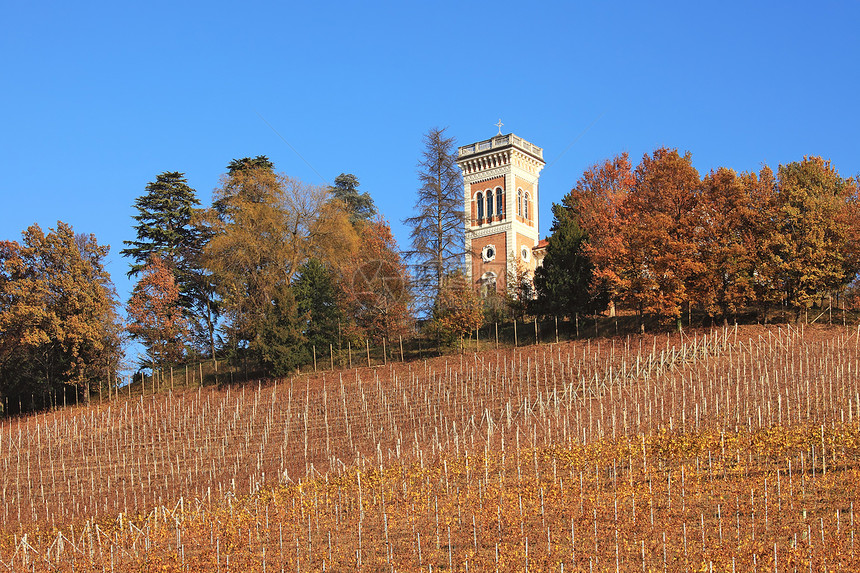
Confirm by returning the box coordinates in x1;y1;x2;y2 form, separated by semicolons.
330;344;334;371
382;338;387;365
476;327;480;352
399;336;404;362
555;315;559;344
535;317;539;344
185;364;188;388
366;339;371;367
495;322;499;349
170;367;174;391
313;346;318;372
514;319;518;347
199;362;203;387
576;313;579;338
348;341;352;369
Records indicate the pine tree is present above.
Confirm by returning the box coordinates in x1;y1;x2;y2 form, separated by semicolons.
293;259;344;355
258;282;305;376
121;171;202;306
533;205;596;318
331;173;376;225
404;127;465;313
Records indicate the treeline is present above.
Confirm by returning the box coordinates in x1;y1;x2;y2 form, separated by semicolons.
121;158;413;380
3;138;856;412
533;149;860;327
0;159;415;412
0;128;477;412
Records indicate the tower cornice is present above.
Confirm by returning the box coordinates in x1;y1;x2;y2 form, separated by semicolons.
457;133;545;164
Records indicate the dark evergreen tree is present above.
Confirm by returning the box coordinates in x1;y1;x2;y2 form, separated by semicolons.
121;171;217;356
257;282;305;376
214;156;276;215
293;259;344;354
121;171;202;303
533;205;598;318
404;127;465;313
331;173;376;225
227;155;274;174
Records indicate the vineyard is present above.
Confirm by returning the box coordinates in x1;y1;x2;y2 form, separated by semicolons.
2;324;860;571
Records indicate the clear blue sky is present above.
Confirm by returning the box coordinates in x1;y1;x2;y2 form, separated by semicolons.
2;0;858;326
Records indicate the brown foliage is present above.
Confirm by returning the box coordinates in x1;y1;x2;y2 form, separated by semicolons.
342;218;413;343
0;222;121;393
126;255;188;367
620;148;703;321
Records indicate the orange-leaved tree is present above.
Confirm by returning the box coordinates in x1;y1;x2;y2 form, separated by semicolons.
694;167;761;322
429;270;483;345
343;218;413;344
561;153;634;315
127;255;188;369
620;148;702;327
0;222;121;406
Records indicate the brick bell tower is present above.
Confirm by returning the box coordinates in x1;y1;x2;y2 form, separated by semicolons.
457;128;545;295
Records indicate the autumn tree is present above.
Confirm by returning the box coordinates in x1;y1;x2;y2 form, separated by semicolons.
533;205;596;318
344;219;413;344
126;255;189;369
504;257;536;322
405;127;465;313
428;270;483;345
0;222;121;408
766;157;860;316
561;154;633;315
618;148;703;327
203;159;356;370
693;167;762;322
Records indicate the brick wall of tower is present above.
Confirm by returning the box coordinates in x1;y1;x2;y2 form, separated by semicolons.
470;231;508;294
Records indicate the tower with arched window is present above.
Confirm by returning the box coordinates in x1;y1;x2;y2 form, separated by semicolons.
457;132;545;296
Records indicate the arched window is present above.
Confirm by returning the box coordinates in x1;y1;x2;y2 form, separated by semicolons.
476;192;484;220
486;189;494;218
524;192;530;220
517;189;523;217
496;187;504;215
480;271;497;298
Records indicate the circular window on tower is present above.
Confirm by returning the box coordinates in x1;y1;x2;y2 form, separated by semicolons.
521;246;531;262
482;244;496;263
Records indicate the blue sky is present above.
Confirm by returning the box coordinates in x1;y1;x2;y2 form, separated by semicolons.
2;0;858;332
